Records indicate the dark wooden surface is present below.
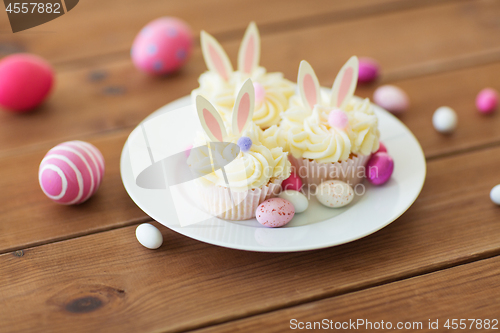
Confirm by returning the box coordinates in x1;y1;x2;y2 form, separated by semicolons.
1;0;500;332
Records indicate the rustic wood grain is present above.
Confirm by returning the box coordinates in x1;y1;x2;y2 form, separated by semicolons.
196;256;500;333
1;145;500;332
0;0;455;66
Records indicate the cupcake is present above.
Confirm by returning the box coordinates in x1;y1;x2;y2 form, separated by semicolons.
187;79;291;220
191;22;295;130
278;57;380;187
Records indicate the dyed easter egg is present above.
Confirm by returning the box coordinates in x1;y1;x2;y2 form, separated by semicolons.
366;152;394;185
433;106;457;133
256;198;295;227
316;180;354;208
490;185;500;206
358;57;379;84
0;54;54;112
476;88;498;114
278;190;308;213
281;172;303;192
39;141;105;205
376;141;387;153
136;223;163;249
373;85;409;114
131;17;193;75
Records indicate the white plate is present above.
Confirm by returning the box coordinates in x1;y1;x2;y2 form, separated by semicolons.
120;95;426;252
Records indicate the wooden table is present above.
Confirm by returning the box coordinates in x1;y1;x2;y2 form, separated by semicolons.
1;0;500;332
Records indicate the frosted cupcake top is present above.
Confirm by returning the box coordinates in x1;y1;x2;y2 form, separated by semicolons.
272;58;380;163
188;79;291;192
191;22;295;130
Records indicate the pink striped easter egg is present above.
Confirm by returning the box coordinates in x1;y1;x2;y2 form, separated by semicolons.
38;141;105;205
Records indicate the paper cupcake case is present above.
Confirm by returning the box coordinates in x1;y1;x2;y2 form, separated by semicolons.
199;178;283;220
289;154;371;188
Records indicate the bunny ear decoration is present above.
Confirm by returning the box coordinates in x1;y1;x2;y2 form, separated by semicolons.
232;79;255;136
330;56;359;109
196;95;227;142
238;22;260;75
298;60;320;112
200;30;234;82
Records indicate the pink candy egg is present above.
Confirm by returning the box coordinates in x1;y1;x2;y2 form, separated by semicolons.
373;85;409;114
256;198;295;227
366;152;394;185
281;172;303;191
358;57;380;84
476;88;498;114
376;142;387;153
0;54;54;112
131;17;193;75
39;141;105;205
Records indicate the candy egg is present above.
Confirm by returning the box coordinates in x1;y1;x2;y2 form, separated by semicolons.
131;17;193;75
373;85;409;114
376;141;387;153
316;180;354;208
366;152;394;185
136;223;163;249
358;57;380;84
39;140;105;205
0;54;54;112
490;185;500;205
278;190;308;213
433;106;457;133
281;172;303;191
256;198;295;227
476;88;498;114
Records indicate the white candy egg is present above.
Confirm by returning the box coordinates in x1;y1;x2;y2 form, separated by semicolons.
433;106;457;133
490;185;500;205
136;223;163;249
278;190;309;213
316;180;354;208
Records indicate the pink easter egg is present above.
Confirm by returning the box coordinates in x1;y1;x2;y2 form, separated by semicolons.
256;198;295;227
476;88;498;114
366;152;394;186
253;82;266;105
0;54;54;112
39;141;105;205
358;57;379;84
281;172;303;192
328;109;349;129
131;17;193;75
376;142;387;153
373;85;409;114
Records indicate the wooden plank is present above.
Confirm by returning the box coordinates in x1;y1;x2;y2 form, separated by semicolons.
1;145;500;332
0;0;451;66
0;131;149;253
196;256;500;333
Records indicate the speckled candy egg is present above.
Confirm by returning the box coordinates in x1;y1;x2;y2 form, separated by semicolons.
316;180;354;208
39;141;105;204
278;190;309;213
136;223;163;249
366;152;394;185
256;198;295;227
373;85;409;114
0;54;54;112
131;17;193;75
281;172;303;191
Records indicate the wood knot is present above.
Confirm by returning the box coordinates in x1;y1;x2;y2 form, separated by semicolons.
65;297;103;313
12;250;24;257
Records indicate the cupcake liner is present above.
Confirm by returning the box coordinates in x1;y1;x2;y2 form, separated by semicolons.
289;154;371;188
198;178;283;220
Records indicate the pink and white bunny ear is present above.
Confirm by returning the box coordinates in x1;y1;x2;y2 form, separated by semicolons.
232;79;255;136
298;60;320;112
196;95;227;142
200;30;234;82
238;22;260;75
330;56;359;109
